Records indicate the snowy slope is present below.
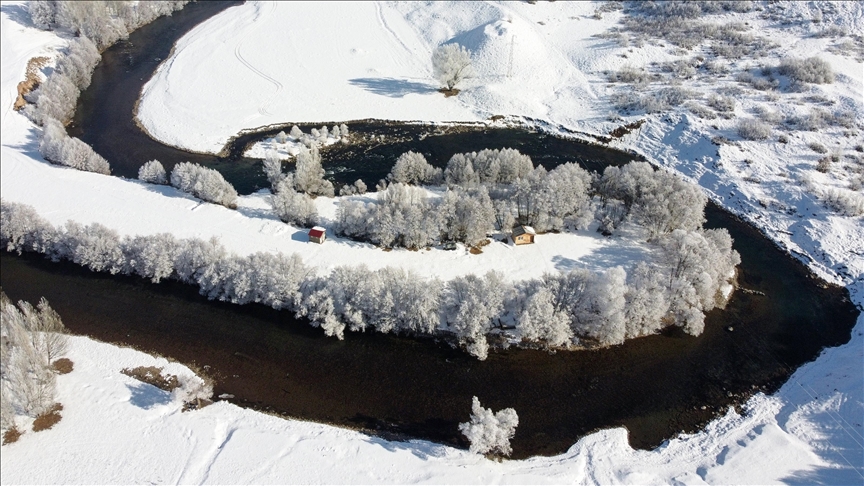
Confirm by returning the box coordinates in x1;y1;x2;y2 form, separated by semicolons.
2;1;863;484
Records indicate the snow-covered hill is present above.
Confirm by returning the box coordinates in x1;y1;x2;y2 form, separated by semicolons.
2;1;862;483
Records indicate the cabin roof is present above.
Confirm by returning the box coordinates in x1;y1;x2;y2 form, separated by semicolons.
513;225;536;237
309;227;326;238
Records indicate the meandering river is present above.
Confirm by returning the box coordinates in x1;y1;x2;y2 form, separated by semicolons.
5;0;856;459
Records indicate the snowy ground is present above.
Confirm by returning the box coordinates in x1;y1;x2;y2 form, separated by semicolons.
2;1;863;484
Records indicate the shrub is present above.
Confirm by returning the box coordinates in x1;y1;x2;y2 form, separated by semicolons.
458;396;519;457
820;187;864;216
138;159;167;184
170;162;238;209
816;157;832;173
51;358;74;375
738;119;772;140
808;142;828;154
685;101;716;119
32;403;63;432
797;108;830;131
39;118;111;175
2;427;22;445
708;94;736;112
779;57;835;84
612;64;650;85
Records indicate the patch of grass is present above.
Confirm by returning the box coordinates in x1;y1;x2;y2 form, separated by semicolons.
2;426;22;445
32;403;63;432
52;358;74;375
121;366;179;392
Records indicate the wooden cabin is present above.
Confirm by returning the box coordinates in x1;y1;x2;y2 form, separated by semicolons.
512;225;535;245
308;226;326;244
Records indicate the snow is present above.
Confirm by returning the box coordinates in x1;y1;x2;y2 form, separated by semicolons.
2;0;863;483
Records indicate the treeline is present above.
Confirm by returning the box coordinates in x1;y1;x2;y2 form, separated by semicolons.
23;1;191;175
333;150;704;249
2;199;739;360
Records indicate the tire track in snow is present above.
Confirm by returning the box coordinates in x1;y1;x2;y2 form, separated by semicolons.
176;420;238;485
234;1;282;117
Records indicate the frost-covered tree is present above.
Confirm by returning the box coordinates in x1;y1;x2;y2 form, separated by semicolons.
444;153;479;187
458;396;519;457
659;228;740;335
62;221;126;274
138;159;167;184
15;297;68;364
596;162;706;239
124;233;180;283
274;131;288;144
0;199;57;255
290;125;303;139
444;272;509;359
439;186;495;246
1;293;59;418
388;151;442;185
39;118;111;175
271;175;319;227
623;262;669;338
170;161;238;209
516;285;573;348
432;43;474;91
263;150;284;188
28;0;57;29
294;147;334;197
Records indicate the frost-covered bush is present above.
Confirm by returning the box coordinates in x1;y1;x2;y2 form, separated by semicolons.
170;162;238;209
610;64;649;85
797;108;830;131
270;176;318;227
432;43;474;91
138;159;167;184
707;94;736;113
820;188;864;216
685;102;717;119
737;118;772;141
388;151;442;185
39;118;111;175
459;397;518;457
808;142;828;154
336;183;440;249
754;106;782;125
339;179;368;196
779;57;835;84
294;147;334;197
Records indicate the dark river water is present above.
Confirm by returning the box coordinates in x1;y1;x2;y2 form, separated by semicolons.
9;0;855;459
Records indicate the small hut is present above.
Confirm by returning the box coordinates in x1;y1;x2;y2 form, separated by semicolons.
308;226;326;244
512;225;535;245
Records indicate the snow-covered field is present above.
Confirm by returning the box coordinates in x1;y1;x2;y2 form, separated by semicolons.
2;0;863;483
